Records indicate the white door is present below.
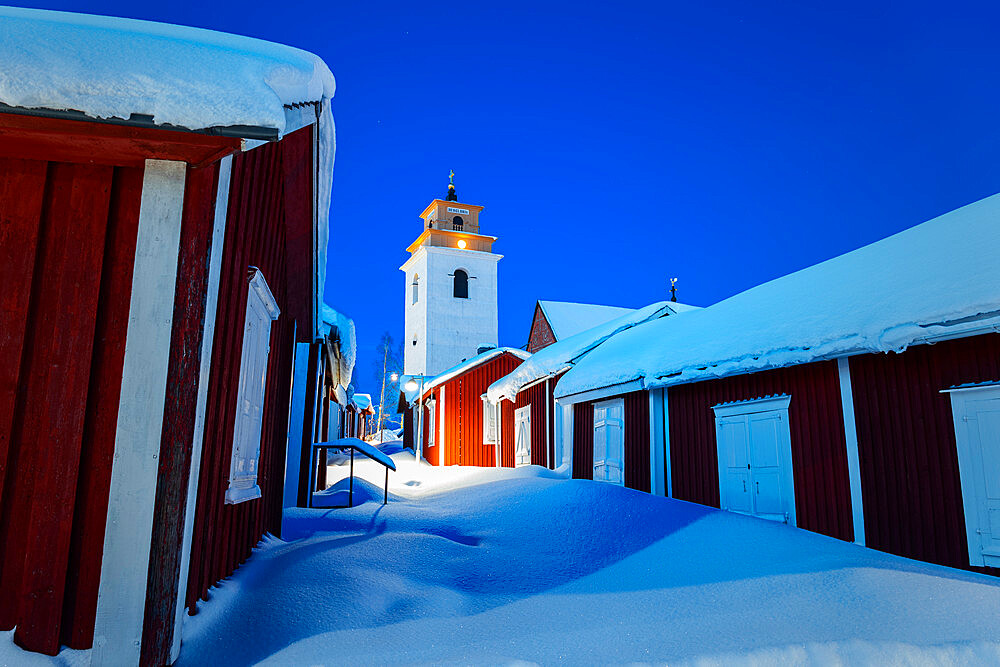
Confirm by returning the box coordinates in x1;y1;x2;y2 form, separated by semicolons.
748;412;785;519
714;396;795;524
514;405;531;466
717;416;752;513
949;387;1000;567
593;399;624;485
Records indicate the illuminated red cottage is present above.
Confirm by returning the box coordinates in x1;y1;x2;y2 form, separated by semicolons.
545;196;1000;578
0;8;336;664
405;348;530;467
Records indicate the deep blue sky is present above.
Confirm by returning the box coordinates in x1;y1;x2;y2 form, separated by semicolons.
17;1;1000;396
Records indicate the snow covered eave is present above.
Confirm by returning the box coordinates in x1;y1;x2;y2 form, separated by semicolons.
555;310;1000;400
419;348;532;401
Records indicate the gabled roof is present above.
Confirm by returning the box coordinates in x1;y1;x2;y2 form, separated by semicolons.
489;301;695;402
556;193;1000;399
419;348;531;401
537;301;637;340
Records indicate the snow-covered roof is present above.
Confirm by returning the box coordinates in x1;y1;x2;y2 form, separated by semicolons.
556;193;1000;399
352;393;373;412
0;7;337;340
488;301;693;402
321;303;356;388
418;348;531;401
537;301;637;340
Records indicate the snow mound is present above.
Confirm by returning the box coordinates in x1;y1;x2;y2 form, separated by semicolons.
311;475;386;508
184;473;1000;665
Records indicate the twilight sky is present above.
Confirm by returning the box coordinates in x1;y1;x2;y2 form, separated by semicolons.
16;1;1000;397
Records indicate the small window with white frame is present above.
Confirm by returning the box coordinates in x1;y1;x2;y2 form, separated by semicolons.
226;267;280;504
482;394;498;445
426;398;436;447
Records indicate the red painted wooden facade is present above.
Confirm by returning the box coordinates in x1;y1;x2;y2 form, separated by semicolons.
0;156;145;654
571;390;650;492
420;352;525;466
849;334;1000;575
185;128;313;614
666;360;854;542
0;109;325;660
513;381;556;468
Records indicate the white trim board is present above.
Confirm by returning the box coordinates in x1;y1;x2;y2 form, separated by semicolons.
171;154;231;662
712;394;791;417
555;378;644;406
93;159;187;666
837;357;866;546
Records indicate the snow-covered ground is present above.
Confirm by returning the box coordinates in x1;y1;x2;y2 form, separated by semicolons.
174;442;1000;665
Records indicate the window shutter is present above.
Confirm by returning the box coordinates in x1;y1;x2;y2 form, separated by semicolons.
226;268;280;504
482;394;497;445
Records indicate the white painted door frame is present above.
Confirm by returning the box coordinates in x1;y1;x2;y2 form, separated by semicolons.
713;395;796;525
514;404;532;466
944;382;1000;568
593;397;625;486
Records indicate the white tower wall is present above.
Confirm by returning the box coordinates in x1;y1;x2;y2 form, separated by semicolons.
402;245;501;377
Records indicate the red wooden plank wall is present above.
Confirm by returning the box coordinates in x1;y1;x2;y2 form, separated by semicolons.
185;131;309;610
500;400;515;467
433;353;523;467
0;158;143;654
140;164;220;665
849;334;1000;575
571;402;594;480
623;391;651;493
570;392;649;491
667;360;854;542
514;381;551;468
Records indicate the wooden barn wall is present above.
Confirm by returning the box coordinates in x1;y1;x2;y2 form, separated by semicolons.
849;334;1000;575
185;129;311;610
623;391;651;492
514;381;551;468
0;158;144;654
570;391;649;492
431;353;524;467
500;400;516;467
667;360;854;542
571;402;594;480
140;164;220;665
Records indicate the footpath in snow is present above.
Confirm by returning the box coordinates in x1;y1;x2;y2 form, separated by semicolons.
170;441;1000;665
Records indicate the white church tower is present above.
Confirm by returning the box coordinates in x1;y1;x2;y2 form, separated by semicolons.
401;174;501;377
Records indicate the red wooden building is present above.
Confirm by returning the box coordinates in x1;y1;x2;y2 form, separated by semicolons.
0;8;336;664
551;194;1000;577
488;301;694;480
411;348;530;467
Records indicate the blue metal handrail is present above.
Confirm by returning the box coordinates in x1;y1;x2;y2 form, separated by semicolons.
308;440;392;508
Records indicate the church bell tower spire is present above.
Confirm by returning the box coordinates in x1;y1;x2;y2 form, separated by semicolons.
446;169;458;202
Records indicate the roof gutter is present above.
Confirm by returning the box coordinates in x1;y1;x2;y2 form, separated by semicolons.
0;102;280;141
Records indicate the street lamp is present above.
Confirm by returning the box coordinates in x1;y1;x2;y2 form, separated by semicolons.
405;375;426;461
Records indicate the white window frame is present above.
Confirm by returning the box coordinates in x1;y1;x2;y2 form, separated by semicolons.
943;382;1000;568
412;274;419;305
225;268;280;504
712;395;796;525
482;393;498;445
426;398;436;447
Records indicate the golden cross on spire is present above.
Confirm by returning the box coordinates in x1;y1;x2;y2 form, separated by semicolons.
449;169;455;185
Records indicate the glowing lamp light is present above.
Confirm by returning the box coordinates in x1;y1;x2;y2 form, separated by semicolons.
405;379;418;392
457;239;467;249
390;373;398;382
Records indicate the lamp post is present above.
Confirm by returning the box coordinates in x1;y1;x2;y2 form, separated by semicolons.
384;372;399;445
404;375;426;462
